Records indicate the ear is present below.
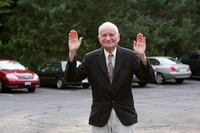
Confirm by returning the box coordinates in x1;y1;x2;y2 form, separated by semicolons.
117;34;120;42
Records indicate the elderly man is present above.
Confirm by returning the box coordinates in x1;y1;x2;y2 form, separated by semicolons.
65;22;155;133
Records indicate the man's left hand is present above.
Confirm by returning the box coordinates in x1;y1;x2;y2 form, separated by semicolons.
133;33;147;65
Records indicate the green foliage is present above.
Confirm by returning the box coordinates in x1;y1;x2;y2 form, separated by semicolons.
0;0;200;71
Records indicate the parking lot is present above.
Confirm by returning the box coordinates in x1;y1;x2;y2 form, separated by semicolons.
0;78;200;133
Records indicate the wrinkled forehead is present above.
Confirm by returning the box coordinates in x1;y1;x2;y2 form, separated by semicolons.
98;22;119;35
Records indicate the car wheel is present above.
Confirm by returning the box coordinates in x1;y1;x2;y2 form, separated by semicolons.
56;78;64;89
137;82;147;87
156;73;165;84
82;83;90;88
28;88;36;92
175;78;184;83
0;79;6;93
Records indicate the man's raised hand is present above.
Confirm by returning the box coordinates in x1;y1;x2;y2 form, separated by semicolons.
68;30;83;62
133;33;147;65
68;30;83;52
133;33;146;55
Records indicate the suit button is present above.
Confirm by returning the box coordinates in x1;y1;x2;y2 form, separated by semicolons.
111;101;114;106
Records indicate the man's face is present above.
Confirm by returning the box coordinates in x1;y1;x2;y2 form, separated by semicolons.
98;24;120;53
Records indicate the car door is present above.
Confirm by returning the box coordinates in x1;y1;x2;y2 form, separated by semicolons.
48;62;63;85
37;62;53;84
188;53;200;75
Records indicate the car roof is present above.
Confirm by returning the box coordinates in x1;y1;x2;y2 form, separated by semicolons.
183;50;200;53
147;56;173;59
44;61;81;63
0;59;16;62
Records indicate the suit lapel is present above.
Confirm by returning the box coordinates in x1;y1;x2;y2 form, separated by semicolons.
113;46;125;80
96;48;110;81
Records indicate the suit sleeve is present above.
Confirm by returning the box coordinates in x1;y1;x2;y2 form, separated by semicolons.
136;59;155;83
65;56;90;83
65;57;79;82
135;59;155;83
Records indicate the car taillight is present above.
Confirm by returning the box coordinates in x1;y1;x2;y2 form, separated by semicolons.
188;66;191;71
170;66;176;72
151;66;156;72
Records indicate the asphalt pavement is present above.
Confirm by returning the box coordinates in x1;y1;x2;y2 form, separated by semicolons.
0;79;200;133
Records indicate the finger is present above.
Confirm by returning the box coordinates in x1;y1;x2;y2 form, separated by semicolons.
133;40;136;50
69;30;74;39
137;33;143;42
69;30;77;39
142;37;146;44
79;37;83;43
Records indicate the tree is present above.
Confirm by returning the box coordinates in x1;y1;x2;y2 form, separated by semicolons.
1;0;200;71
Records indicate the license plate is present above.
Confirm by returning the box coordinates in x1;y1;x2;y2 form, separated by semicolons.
25;82;31;86
179;68;187;72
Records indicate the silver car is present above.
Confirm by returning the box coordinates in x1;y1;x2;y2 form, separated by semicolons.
148;56;191;84
132;65;156;87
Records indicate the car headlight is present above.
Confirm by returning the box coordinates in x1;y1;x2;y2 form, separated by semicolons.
6;74;19;79
33;74;39;79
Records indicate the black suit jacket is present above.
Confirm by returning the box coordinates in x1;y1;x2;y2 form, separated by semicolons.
65;46;155;127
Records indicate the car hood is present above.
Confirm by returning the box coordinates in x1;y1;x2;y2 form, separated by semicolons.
0;69;36;75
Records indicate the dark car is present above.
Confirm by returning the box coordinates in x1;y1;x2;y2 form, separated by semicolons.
0;59;40;93
178;50;200;79
132;65;156;87
37;61;90;89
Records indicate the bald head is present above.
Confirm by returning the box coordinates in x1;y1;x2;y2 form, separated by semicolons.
98;22;119;36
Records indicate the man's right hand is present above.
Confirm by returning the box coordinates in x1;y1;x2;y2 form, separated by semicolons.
68;30;83;62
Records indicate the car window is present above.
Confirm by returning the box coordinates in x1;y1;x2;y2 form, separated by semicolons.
162;58;181;64
148;59;160;65
61;61;81;71
77;61;81;66
51;62;61;71
179;53;190;60
189;53;200;60
61;62;67;71
0;61;26;70
41;62;53;71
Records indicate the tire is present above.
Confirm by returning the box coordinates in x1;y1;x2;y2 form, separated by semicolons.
137;82;147;87
175;78;184;83
0;79;6;93
156;73;165;84
28;88;36;92
56;78;64;89
82;83;90;88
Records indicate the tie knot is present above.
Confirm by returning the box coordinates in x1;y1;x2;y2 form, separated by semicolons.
108;54;113;62
108;54;113;60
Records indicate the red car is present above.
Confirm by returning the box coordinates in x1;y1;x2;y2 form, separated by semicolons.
0;59;40;93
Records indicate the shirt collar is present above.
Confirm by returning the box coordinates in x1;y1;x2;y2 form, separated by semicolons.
104;47;117;58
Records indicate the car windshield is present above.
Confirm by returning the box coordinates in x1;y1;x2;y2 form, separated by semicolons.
161;58;182;65
0;61;26;70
